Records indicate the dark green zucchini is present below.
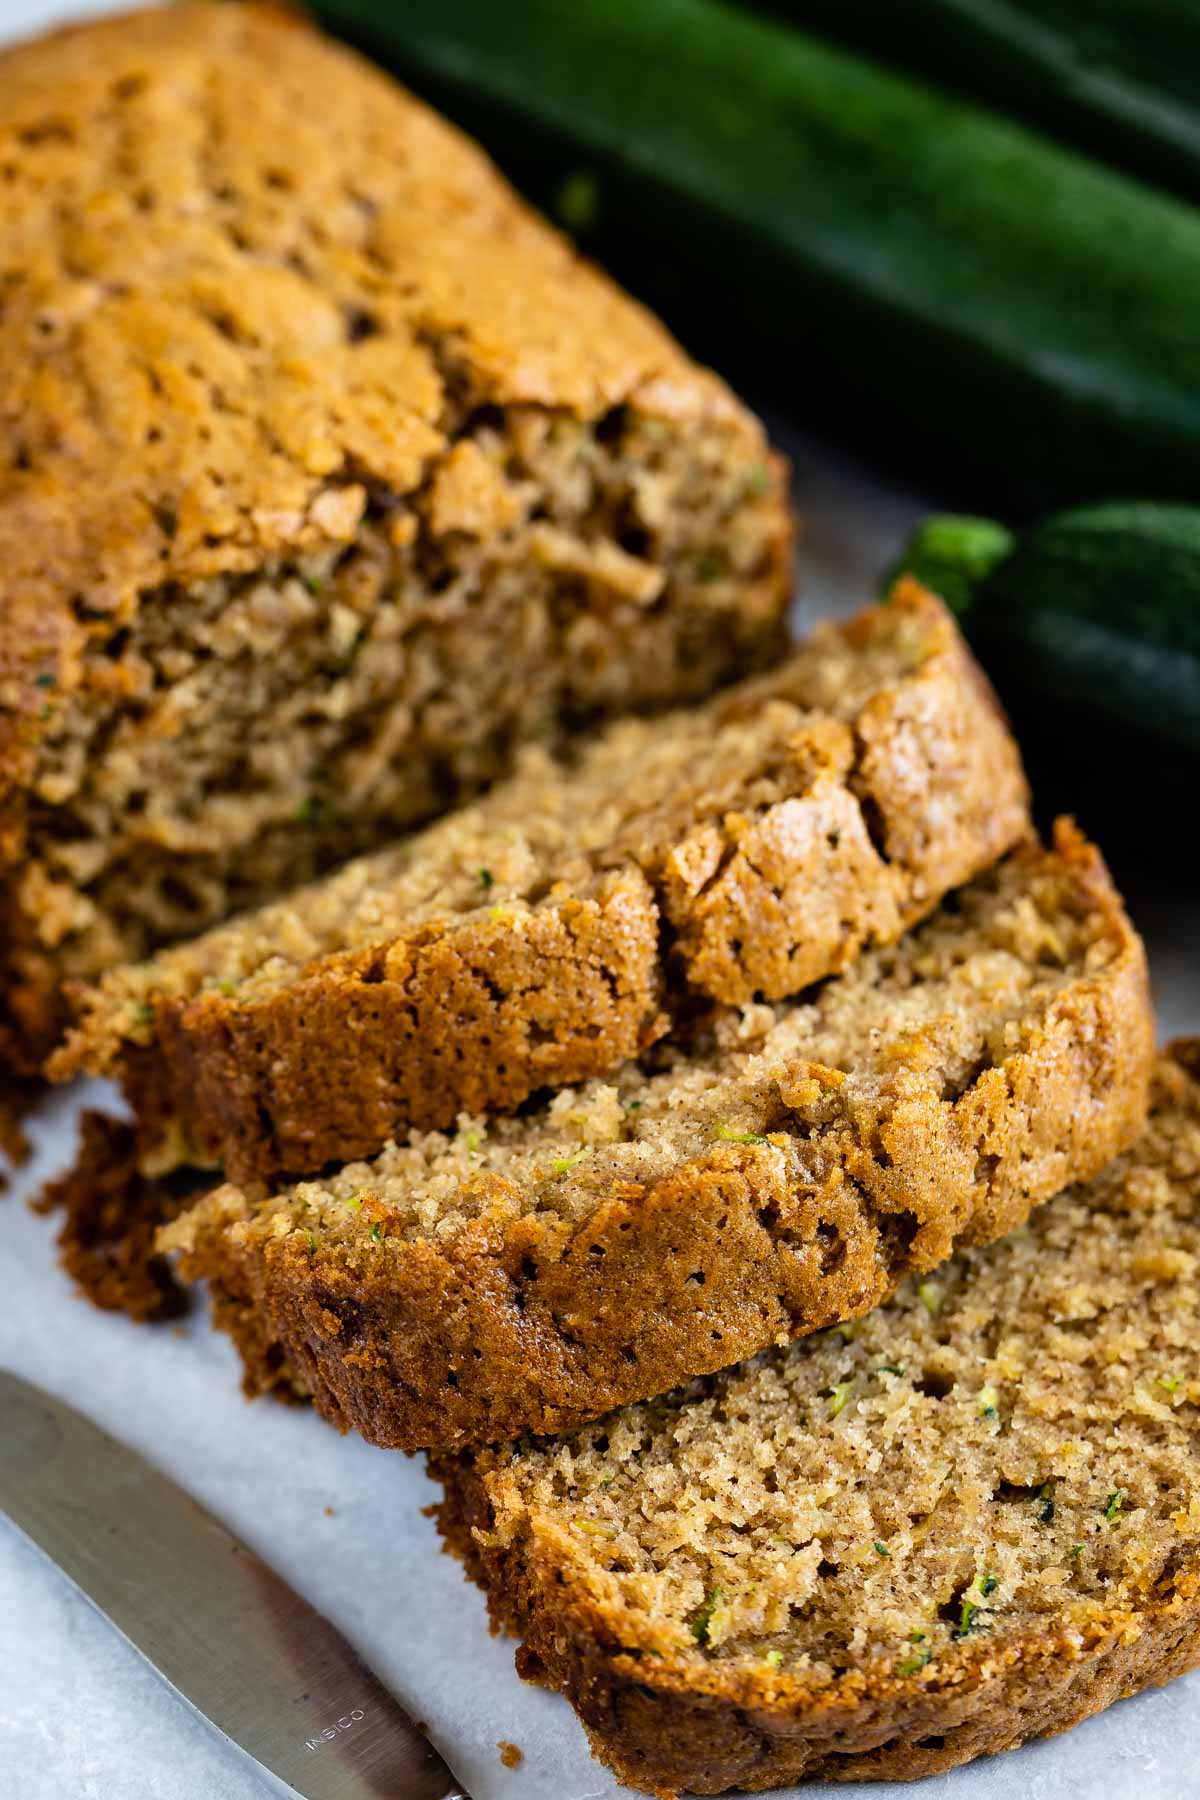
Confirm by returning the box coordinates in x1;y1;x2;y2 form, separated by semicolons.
892;503;1200;754
317;0;1200;510
751;2;1200;204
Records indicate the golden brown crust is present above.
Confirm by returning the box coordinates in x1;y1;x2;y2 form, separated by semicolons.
62;584;1030;1185
120;871;666;1184
435;1446;1200;1796
0;3;791;1070
0;1;742;681
430;1045;1200;1795
163;824;1152;1452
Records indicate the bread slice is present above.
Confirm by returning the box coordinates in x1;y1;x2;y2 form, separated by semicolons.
57;584;1029;1186
158;823;1151;1452
432;1047;1200;1798
0;4;791;1071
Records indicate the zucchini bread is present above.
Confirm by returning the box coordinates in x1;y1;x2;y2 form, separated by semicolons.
57;584;1029;1186
159;823;1152;1451
433;1045;1200;1797
0;3;790;1071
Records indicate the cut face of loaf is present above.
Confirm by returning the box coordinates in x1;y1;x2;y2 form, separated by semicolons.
0;4;790;1071
158;823;1152;1452
57;584;1030;1185
432;1047;1200;1798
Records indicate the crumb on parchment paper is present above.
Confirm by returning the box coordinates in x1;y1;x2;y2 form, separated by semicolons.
0;1072;40;1190
498;1741;523;1769
32;1111;201;1321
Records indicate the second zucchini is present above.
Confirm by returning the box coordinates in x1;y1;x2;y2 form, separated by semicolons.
892;502;1200;755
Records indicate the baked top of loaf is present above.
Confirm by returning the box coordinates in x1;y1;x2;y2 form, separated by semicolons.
433;1046;1200;1797
159;823;1152;1452
57;584;1029;1183
0;0;732;674
0;3;789;1066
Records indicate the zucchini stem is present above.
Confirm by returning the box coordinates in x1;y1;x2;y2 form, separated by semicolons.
887;515;1015;617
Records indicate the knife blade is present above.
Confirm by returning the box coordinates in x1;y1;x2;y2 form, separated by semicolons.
0;1368;471;1800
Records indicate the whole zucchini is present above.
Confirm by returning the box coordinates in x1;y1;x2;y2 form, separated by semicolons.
318;0;1200;510
756;2;1200;203
892;503;1200;754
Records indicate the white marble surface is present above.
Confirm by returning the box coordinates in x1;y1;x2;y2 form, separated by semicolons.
2;3;1200;1794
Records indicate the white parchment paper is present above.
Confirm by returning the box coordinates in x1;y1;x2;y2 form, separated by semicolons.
1;5;1199;1784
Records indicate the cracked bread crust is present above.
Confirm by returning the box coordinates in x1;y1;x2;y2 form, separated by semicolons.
121;870;666;1184
431;1049;1200;1796
58;585;1030;1185
159;823;1152;1452
0;3;790;1069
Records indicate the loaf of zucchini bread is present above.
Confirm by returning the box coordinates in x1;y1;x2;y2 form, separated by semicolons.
0;2;790;1071
57;584;1029;1185
433;1045;1200;1797
158;823;1152;1451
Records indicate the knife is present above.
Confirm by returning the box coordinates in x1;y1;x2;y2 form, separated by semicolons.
0;1368;472;1799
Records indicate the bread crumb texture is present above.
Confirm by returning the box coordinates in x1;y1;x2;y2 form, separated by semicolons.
433;1047;1200;1796
57;585;1029;1184
159;823;1151;1451
0;3;789;1069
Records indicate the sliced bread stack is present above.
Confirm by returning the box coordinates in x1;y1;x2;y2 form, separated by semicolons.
433;1047;1200;1794
158;820;1148;1449
140;566;1173;1788
15;9;1179;1796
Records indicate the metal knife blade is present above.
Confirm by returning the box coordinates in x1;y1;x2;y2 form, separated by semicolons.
0;1368;471;1800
